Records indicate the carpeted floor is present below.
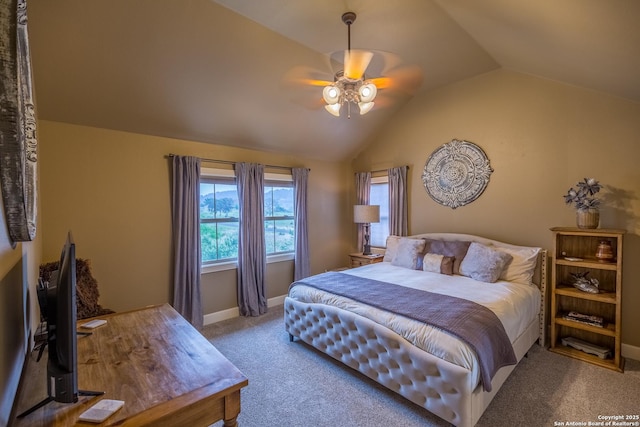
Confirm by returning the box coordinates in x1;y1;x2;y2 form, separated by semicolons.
202;305;639;427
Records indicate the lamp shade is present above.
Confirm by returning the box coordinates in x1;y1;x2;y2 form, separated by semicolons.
358;101;374;115
323;85;341;104
358;82;377;102
353;204;380;224
324;103;341;117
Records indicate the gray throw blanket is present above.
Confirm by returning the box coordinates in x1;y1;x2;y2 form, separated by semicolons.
290;271;517;392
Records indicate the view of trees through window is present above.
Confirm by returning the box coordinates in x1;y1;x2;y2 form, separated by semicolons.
200;179;294;263
264;185;295;254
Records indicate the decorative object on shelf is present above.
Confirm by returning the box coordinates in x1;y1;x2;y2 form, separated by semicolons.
354;204;379;255
561;337;611;360
563;178;602;229
562;311;604;328
0;0;39;243
421;139;493;209
595;240;614;262
569;271;599;294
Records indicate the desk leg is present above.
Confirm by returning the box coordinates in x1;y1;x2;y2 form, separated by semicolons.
223;390;241;427
223;417;239;427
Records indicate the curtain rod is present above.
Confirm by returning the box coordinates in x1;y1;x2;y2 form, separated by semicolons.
166;154;308;172
356;166;410;175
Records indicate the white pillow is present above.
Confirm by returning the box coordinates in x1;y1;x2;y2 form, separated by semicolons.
495;245;540;284
391;238;426;270
459;242;513;283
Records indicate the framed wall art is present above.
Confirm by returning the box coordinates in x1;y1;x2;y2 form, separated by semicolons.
421;139;492;209
0;0;38;243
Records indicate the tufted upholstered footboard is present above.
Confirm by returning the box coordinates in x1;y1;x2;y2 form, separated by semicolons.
284;295;541;427
285;236;547;426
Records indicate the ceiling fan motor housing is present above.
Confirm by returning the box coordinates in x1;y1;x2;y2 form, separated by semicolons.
342;12;356;26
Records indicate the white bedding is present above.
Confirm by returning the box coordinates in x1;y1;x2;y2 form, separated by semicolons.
288;262;541;386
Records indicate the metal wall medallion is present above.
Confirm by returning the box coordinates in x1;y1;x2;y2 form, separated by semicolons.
0;0;38;243
421;139;492;209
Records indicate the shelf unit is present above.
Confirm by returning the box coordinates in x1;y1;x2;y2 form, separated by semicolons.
549;227;625;371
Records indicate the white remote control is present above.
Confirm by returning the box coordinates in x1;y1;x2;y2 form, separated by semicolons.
78;399;124;423
81;319;107;329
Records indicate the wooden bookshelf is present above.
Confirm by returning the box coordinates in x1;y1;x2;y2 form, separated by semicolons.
549;227;625;372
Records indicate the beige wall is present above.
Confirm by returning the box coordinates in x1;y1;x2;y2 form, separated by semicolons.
0;183;41;424
352;69;640;347
39;121;351;315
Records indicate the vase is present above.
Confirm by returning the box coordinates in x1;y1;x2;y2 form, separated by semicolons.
595;240;614;262
576;209;599;229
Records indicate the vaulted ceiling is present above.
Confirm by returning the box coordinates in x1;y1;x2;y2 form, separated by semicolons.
28;0;640;161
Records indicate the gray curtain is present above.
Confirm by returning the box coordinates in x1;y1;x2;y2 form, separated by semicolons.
354;172;371;252
235;162;267;316
293;168;310;280
388;166;409;236
170;155;203;329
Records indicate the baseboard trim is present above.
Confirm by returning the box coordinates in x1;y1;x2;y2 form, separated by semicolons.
203;294;286;326
622;343;640;362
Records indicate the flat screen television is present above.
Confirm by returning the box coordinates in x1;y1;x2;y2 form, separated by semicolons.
19;232;101;418
45;231;78;403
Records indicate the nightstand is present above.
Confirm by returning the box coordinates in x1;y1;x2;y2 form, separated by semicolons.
349;252;384;268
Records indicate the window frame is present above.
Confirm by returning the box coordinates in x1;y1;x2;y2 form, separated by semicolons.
369;175;390;249
263;179;295;257
200;167;295;274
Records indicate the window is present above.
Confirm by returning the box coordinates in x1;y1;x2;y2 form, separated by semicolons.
369;176;389;247
200;174;239;263
199;168;295;267
264;182;295;255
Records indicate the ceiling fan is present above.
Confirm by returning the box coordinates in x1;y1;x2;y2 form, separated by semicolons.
283;11;423;119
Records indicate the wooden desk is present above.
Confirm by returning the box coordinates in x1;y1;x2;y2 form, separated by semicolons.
12;304;248;426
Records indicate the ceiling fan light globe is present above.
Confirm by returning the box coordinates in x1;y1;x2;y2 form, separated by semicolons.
323;85;341;104
325;103;341;117
359;82;377;102
358;101;374;115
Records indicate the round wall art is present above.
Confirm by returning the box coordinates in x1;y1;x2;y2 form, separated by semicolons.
421;139;493;209
0;0;38;243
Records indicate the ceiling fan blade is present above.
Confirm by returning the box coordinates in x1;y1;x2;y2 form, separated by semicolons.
281;66;334;110
380;64;424;95
344;49;373;80
282;66;333;87
368;77;392;89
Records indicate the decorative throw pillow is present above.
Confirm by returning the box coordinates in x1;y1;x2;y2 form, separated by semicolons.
383;235;402;262
422;239;471;275
422;253;454;275
459;242;513;283
391;238;426;269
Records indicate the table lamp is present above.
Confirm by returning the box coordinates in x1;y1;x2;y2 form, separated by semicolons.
354;204;380;255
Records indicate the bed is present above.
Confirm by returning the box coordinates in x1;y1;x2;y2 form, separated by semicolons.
284;233;547;427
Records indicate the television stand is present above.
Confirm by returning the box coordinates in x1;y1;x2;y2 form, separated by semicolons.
16;389;104;418
12;304;248;427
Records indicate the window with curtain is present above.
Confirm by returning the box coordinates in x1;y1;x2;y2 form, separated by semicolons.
369;176;389;247
264;181;294;255
199;168;294;267
200;176;239;262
